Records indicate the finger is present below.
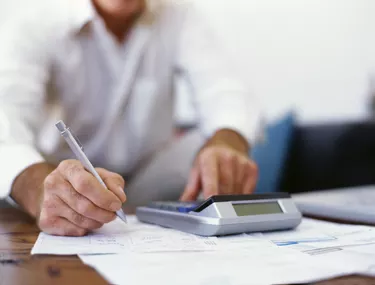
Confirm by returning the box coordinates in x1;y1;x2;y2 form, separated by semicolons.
38;214;87;237
218;151;235;194
96;168;126;203
180;166;201;201
199;150;219;198
235;157;247;194
59;160;122;212
242;161;258;194
49;176;116;224
58;200;103;230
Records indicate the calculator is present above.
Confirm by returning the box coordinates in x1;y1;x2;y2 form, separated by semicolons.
136;193;302;236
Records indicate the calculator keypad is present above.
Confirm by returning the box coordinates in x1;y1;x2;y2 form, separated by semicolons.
149;202;199;213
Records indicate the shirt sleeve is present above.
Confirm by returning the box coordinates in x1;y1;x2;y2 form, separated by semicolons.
175;2;264;146
0;15;51;199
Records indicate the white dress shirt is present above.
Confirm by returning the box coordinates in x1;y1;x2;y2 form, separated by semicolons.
0;0;262;199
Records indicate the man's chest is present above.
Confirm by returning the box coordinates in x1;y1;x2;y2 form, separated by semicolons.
50;31;174;116
43;30;177;153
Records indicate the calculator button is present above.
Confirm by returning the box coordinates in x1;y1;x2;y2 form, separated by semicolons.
148;202;199;213
177;204;199;213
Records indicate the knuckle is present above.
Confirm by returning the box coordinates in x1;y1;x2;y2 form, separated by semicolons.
75;177;91;194
58;160;69;170
222;150;234;164
76;229;87;237
233;153;240;165
78;201;95;216
86;221;102;230
42;196;58;212
239;158;248;169
59;160;82;179
64;228;86;237
68;165;83;179
59;159;77;171
103;213;116;223
72;212;86;225
92;223;104;230
200;148;212;159
104;199;115;211
43;175;59;191
69;187;81;200
38;215;58;229
76;229;87;236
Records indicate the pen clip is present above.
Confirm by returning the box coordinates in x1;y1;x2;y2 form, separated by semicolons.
68;128;84;151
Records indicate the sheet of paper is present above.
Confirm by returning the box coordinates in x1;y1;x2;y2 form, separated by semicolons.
78;218;375;285
79;226;375;285
32;215;375;284
251;218;375;248
31;216;217;255
79;244;365;285
251;218;375;258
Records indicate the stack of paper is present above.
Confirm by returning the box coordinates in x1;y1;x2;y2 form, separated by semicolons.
31;216;375;285
32;217;218;255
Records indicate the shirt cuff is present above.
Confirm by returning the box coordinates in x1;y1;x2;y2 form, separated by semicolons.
199;100;264;147
0;144;45;199
202;115;263;147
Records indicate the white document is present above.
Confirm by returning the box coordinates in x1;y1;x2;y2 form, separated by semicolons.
32;216;375;284
31;216;217;255
78;218;375;285
79;222;375;285
252;218;375;247
79;245;366;285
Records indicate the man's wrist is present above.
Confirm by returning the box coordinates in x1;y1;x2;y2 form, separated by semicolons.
10;162;56;218
204;128;250;155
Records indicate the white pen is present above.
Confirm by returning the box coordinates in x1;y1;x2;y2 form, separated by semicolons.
55;120;127;223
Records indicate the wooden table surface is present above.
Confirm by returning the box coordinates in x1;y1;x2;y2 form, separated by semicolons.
1;208;375;285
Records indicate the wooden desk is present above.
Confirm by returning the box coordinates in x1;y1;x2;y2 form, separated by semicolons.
1;208;375;285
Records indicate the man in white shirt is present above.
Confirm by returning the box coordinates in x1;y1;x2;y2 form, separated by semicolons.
0;0;262;236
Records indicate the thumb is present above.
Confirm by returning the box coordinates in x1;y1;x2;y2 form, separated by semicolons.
180;166;201;201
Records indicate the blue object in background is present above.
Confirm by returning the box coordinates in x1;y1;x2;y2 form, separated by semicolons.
252;113;296;193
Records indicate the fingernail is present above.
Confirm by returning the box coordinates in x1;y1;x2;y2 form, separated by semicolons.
110;201;122;211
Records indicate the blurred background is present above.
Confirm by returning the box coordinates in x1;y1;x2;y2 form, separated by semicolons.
174;0;375;125
1;0;375;195
174;0;375;195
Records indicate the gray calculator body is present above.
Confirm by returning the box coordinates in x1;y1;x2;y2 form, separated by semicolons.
136;193;302;236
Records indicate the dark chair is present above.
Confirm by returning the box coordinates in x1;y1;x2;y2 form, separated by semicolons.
280;120;375;194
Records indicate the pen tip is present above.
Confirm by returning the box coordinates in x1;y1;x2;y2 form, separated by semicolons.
116;210;128;223
55;120;66;132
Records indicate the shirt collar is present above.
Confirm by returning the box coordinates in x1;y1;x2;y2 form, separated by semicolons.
72;0;156;35
72;0;96;33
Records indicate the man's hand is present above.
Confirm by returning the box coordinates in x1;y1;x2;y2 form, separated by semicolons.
180;129;258;201
11;160;126;236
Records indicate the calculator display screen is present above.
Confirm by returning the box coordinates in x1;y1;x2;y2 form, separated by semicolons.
233;202;283;216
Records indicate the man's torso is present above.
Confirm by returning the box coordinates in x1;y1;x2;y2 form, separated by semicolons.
29;0;188;175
